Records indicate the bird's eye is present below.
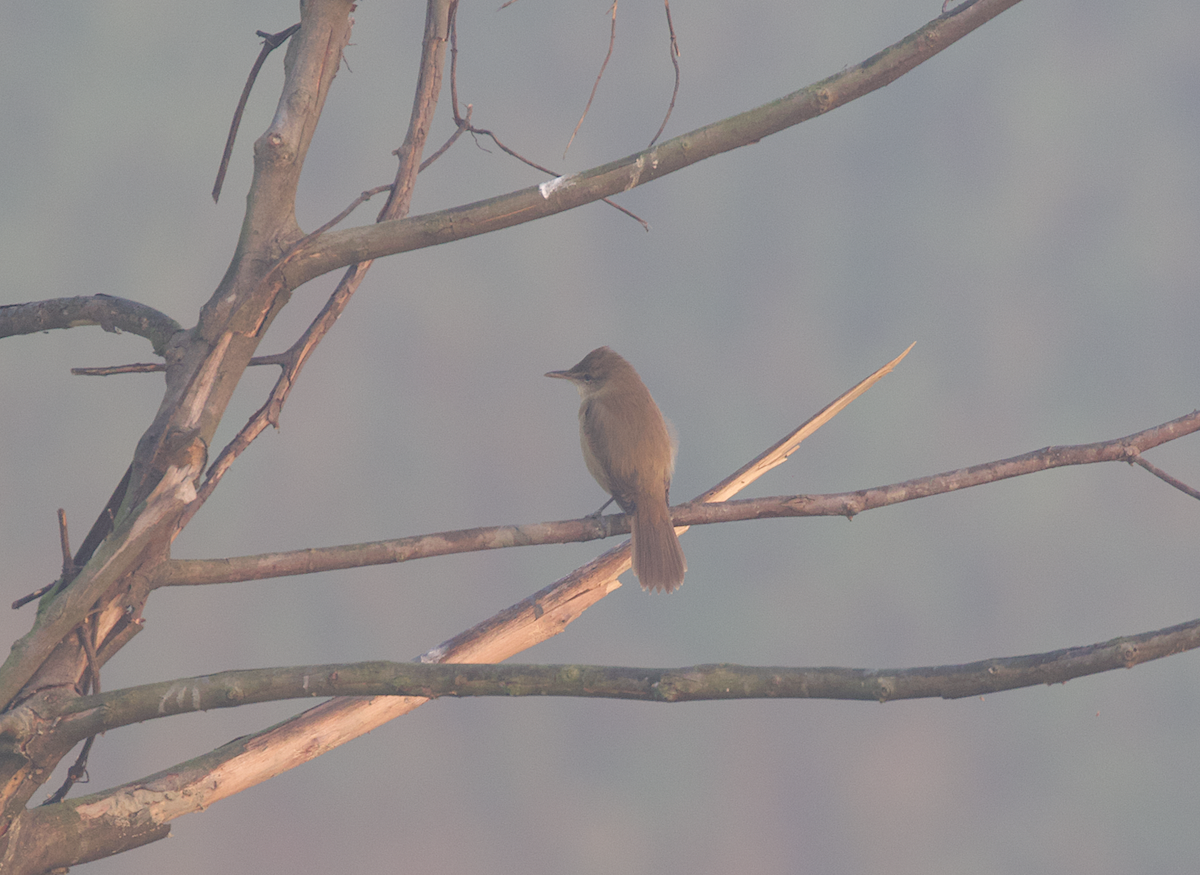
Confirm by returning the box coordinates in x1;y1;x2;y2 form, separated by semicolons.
581;375;592;382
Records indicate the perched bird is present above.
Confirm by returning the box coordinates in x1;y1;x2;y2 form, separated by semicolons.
546;347;686;593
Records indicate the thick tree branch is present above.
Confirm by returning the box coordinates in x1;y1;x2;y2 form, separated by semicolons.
32;614;1200;752
0;449;206;711
0;296;181;356
0;804;169;875
282;0;1023;288
0;2;357;846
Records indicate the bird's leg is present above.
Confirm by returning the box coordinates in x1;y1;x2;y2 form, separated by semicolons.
588;496;616;518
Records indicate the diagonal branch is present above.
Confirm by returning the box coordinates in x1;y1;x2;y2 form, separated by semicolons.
283;0;1025;288
563;0;618;157
1130;453;1200;500
45;345;908;830
212;23;302;203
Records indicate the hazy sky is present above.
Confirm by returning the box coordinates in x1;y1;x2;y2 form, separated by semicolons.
2;2;1199;873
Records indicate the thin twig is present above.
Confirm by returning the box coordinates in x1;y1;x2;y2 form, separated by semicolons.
11;585;52;611
648;0;681;148
565;1;618;157
72;183;393;379
71;343;353;377
1130;453;1200;500
42;735;94;806
213;23;302;203
442;2;645;228
12;448;129;620
72;363;165;376
419;104;471;172
12;509;76;609
470;124;649;229
449;0;462;114
288;183;397;257
42;620;102;804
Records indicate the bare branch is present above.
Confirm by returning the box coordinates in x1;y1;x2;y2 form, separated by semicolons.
376;0;453;223
8;510;72;610
154;408;1200;588
419;104;471;172
71;362;166;376
284;0;1025;287
0;296;181;356
564;0;618;157
443;5;647;228
1130;453;1200;500
43;614;1200;747
463;122;649;228
212;23;302;203
2;803;168;873
647;0;681;148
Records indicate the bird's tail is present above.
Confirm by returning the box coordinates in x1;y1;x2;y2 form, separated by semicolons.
631;499;687;593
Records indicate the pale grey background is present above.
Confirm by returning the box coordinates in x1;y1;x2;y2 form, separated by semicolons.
2;2;1199;873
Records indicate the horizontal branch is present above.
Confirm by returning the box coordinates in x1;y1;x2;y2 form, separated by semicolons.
690;407;1200;523
0;296;182;356
36;614;1200;745
282;0;1024;287
153;409;1200;587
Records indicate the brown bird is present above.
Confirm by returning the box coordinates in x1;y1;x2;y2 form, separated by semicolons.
546;347;687;593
